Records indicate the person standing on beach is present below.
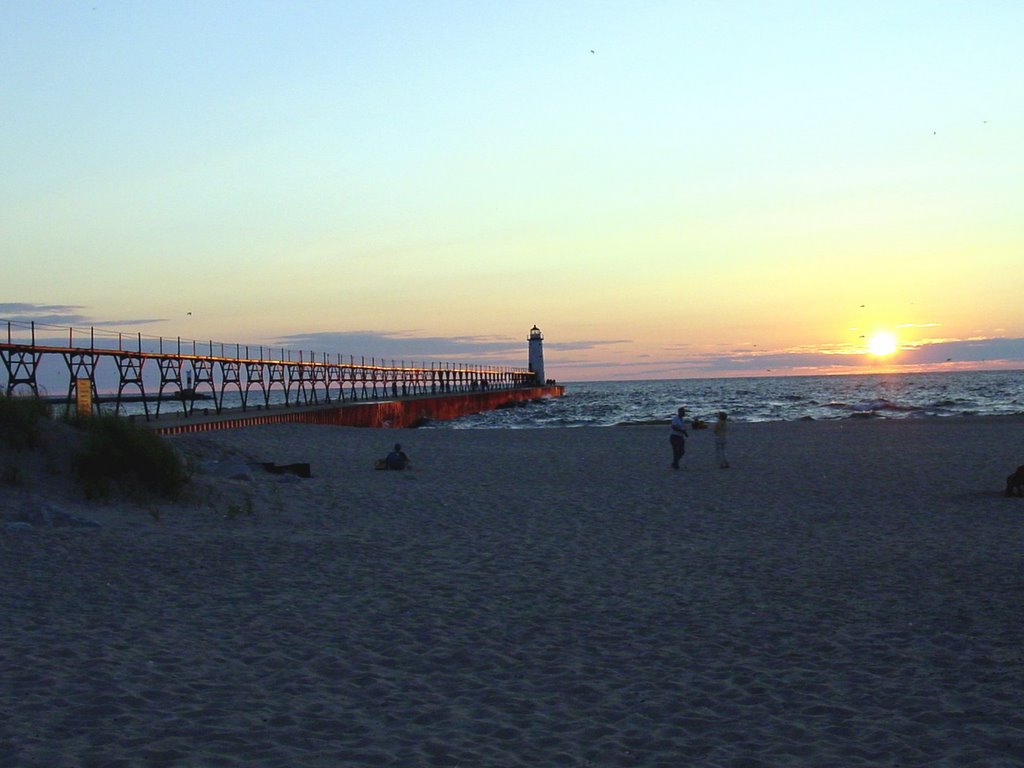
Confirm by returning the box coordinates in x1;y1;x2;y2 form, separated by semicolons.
669;406;690;470
714;411;730;469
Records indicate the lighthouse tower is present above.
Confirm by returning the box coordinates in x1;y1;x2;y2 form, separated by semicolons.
527;325;545;385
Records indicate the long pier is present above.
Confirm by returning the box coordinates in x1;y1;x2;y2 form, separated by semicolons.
1;320;561;429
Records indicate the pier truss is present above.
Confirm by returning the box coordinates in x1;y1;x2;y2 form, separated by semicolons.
2;321;535;420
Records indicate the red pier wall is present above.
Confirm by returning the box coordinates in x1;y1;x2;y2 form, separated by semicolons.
150;386;564;436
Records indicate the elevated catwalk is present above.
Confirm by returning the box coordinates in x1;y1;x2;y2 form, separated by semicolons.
1;321;562;430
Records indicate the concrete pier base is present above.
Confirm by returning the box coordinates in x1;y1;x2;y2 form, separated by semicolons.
148;386;564;435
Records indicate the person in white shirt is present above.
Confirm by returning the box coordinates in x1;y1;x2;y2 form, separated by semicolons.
669;406;690;470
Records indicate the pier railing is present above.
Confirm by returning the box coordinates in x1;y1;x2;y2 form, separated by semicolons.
1;320;536;420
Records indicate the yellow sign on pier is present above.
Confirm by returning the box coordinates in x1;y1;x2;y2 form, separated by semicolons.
76;378;92;416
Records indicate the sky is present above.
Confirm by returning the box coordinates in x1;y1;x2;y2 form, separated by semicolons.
2;1;1022;382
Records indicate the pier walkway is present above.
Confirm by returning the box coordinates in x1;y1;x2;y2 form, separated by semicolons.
1;320;558;430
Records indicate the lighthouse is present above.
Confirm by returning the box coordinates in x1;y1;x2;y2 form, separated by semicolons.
527;325;545;385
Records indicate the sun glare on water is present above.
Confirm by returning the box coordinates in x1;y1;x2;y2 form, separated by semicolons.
867;331;898;357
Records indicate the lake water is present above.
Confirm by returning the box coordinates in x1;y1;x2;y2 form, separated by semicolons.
429;370;1024;428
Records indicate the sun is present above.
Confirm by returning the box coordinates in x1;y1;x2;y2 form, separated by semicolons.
867;331;898;357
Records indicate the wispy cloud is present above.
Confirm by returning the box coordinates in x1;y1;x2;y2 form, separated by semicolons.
270;330;633;370
0;303;165;329
707;337;1024;372
895;337;1024;365
546;339;631;352
273;330;520;364
554;336;1024;380
0;303;90;326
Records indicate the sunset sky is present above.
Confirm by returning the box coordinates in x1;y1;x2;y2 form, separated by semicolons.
2;1;1022;381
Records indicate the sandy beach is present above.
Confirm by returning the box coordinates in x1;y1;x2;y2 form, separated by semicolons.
2;417;1023;767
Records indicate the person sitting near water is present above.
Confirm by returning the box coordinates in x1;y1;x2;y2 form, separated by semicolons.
385;443;411;470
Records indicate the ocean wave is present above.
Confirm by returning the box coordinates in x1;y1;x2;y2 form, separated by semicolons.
849;398;921;413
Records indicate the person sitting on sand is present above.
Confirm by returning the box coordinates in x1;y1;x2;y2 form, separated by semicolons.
385;443;411;470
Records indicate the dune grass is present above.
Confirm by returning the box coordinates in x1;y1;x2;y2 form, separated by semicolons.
69;413;189;499
0;392;49;449
1;393;188;499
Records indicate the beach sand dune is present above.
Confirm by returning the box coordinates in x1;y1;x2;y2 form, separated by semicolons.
2;418;1023;766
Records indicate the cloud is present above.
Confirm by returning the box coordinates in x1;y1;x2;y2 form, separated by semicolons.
0;303;90;326
274;330;523;363
687;337;1024;373
0;303;165;329
553;336;1024;380
545;339;631;352
273;330;630;364
897;337;1024;365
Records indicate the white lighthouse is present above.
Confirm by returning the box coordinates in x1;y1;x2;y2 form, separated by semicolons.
527;325;545;385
